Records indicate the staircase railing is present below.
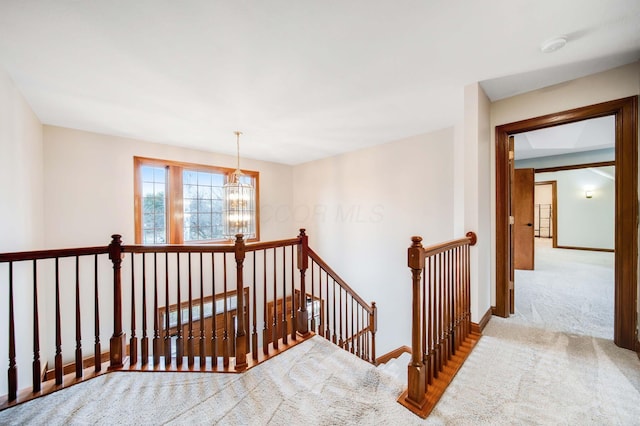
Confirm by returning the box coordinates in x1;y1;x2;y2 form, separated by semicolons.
306;247;377;363
399;232;480;418
0;229;375;410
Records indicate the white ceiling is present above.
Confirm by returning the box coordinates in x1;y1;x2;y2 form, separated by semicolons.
0;1;638;165
514;115;615;160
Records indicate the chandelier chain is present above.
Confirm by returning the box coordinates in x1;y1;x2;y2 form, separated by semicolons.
234;131;242;176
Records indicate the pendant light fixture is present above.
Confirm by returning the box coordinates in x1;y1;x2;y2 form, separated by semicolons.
223;131;255;239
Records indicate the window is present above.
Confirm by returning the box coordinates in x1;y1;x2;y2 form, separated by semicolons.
183;169;225;241
134;157;259;244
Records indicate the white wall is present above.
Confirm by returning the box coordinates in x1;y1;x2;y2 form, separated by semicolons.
0;72;44;251
463;83;492;323
0;68;45;395
292;129;455;354
536;167;615;250
489;61;640;307
43;126;296;247
535;184;553;206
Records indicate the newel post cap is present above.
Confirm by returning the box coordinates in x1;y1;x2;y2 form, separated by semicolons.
466;231;478;246
408;236;425;269
108;234;123;261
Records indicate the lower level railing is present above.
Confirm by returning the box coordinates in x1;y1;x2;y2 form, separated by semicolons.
400;231;479;418
307;248;376;362
0;229;376;409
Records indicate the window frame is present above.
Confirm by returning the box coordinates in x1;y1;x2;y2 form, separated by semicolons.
134;156;260;244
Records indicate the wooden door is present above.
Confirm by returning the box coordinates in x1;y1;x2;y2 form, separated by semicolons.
514;168;535;270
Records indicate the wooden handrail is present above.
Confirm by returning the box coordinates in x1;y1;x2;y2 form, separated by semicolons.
305;244;376;362
245;237;302;252
122;244;236;254
120;237;303;254
401;231;479;418
0;246;108;262
307;247;373;314
421;231;477;258
1;228;375;410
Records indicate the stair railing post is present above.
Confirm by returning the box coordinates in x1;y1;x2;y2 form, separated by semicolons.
234;234;248;370
370;301;377;363
296;229;309;335
406;236;427;409
108;234;126;369
465;231;478;337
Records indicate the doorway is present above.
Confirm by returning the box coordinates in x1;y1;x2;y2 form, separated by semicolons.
534;181;556;244
495;96;638;351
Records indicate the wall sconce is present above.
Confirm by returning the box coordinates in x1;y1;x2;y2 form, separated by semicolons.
585;190;593;199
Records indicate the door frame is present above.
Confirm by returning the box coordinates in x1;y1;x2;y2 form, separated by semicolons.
534;180;557;247
495;96;638;350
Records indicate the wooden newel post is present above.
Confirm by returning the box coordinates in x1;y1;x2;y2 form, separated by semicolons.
234;234;248;370
8;263;17;401
296;229;309;335
406;236;427;409
370;301;377;363
108;234;126;369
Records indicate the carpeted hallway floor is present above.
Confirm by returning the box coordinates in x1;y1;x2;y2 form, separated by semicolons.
431;239;640;424
514;238;615;340
1;239;638;425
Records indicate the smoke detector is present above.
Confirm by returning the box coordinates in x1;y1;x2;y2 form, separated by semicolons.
540;36;567;53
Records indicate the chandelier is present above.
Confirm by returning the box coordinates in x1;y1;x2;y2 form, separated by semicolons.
223;131;255;239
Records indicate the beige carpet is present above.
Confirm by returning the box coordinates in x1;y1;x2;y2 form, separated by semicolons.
0;336;423;426
514;238;615;340
1;240;639;425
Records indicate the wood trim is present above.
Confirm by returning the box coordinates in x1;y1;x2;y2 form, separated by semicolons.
495;96;638;350
133;157;143;244
375;346;411;365
1;361;111;412
134;155;255;176
555;245;614;253
534;160;615;174
552;180;558;249
471;306;493;334
470;323;481;335
495;126;510;317
44;351;111;381
169;165;183;244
